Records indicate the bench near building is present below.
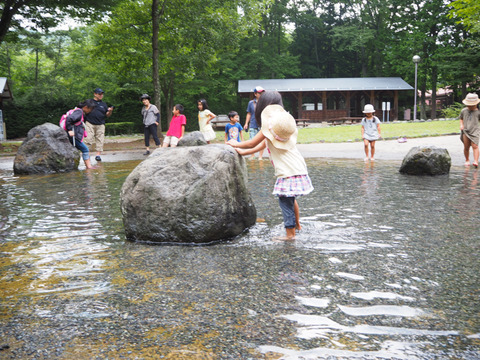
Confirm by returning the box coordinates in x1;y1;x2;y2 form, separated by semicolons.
238;78;413;125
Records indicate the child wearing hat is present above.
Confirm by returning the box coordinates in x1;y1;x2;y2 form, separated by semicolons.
360;104;382;162
460;93;480;168
227;91;313;240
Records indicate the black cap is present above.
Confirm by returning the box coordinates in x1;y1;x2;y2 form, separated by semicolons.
140;93;151;101
94;88;104;94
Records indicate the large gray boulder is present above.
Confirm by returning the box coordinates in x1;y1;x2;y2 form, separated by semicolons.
14;123;80;175
120;144;257;244
178;131;207;147
399;146;451;175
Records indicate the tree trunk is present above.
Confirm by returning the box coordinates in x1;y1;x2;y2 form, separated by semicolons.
152;0;163;141
431;67;437;119
5;43;12;78
35;48;39;86
161;76;174;129
0;0;28;46
462;82;467;100
420;80;427;120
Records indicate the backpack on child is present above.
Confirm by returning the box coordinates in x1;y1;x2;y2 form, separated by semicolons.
59;108;83;130
59;108;87;141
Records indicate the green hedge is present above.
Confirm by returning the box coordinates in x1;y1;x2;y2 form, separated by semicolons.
105;122;136;135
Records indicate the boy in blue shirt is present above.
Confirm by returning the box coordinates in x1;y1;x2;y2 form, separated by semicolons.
225;111;244;143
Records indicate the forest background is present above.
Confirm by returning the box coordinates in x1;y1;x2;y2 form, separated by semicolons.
0;0;479;139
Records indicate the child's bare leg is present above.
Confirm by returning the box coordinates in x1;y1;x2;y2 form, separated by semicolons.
370;140;376;160
258;147;264;160
84;158;93;169
472;143;479;166
363;139;370;161
463;135;471;165
286;227;296;239
294;199;301;231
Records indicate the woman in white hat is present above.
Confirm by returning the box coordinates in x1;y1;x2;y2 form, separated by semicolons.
460;93;480;168
360;104;382;161
227;91;313;240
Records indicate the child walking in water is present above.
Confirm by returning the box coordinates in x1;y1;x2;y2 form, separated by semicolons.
65;99;96;169
197;99;216;144
361;104;381;161
459;93;480;168
227;91;313;240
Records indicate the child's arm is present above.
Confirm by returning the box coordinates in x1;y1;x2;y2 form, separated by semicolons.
225;132;228;143
459;115;464;130
207;112;216;124
361;125;365;139
227;130;265;149
180;125;185;139
236;140;266;156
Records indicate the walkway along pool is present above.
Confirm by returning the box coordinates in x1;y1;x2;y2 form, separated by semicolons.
0;159;479;359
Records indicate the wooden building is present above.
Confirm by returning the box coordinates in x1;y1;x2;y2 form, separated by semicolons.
238;78;413;122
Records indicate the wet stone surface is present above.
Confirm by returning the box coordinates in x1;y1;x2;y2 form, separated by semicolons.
0;159;479;359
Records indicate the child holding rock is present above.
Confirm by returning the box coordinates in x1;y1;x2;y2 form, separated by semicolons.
227;91;313;240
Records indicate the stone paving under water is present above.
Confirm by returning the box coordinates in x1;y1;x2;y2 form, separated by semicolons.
0;158;479;359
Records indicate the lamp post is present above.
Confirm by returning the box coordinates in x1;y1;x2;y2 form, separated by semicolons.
412;55;421;121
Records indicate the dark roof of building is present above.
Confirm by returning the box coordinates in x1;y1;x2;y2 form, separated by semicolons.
0;78;13;100
238;77;413;93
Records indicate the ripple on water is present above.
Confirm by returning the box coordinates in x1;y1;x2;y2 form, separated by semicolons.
0;159;478;359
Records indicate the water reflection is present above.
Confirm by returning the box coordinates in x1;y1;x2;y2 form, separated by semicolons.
0;159;479;359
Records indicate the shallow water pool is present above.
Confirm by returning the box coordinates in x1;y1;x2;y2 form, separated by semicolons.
0;159;479;359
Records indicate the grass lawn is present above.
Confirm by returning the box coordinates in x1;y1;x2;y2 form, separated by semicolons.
1;120;460;156
215;119;460;144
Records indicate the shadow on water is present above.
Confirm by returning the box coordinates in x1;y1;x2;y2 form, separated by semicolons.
0;159;479;359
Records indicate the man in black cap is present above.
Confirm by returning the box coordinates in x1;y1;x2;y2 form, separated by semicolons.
84;88;113;162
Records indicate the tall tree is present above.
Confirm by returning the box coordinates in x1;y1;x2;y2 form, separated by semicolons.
94;0;261;123
0;0;117;45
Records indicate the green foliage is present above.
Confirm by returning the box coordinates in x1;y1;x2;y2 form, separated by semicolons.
1;0;479;139
3;91;78;138
105;122;136;135
441;102;464;119
0;0;118;45
450;0;480;33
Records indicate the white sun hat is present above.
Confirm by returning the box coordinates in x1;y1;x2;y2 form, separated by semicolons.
462;93;480;106
261;104;298;150
363;104;375;113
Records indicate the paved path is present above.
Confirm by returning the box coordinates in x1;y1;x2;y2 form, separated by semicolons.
297;135;466;166
0;135;469;170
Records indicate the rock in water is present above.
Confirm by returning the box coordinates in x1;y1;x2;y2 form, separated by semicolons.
399;146;451;175
120;145;257;244
13;123;80;175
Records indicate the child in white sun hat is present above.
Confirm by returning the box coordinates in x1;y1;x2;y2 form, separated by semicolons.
459;93;480;168
227;91;313;240
361;104;382;161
